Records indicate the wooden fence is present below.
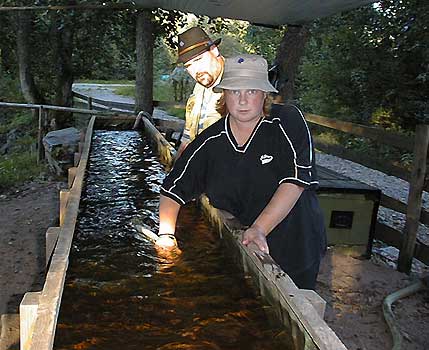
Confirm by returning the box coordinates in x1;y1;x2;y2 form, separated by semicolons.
306;114;429;272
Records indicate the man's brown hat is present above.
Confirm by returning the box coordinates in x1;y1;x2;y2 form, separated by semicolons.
177;27;221;64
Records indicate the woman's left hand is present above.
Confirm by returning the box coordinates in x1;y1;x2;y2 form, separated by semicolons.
242;226;269;254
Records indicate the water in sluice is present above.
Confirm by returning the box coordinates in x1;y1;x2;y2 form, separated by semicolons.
55;130;291;350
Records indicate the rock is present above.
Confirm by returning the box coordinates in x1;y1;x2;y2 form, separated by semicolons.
43;127;80;175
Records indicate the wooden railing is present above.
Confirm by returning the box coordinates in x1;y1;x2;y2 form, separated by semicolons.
306;113;429;272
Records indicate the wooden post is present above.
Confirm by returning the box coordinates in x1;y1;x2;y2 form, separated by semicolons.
68;166;77;188
45;227;60;267
20;292;41;350
59;189;70;226
74;152;81;167
37;107;44;164
87;96;93;110
398;124;429;273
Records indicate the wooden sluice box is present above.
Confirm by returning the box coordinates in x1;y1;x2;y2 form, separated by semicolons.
317;166;381;255
22;116;351;350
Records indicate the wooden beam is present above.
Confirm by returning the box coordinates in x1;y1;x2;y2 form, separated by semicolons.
73;152;81;167
20;292;41;350
29;117;96;350
59;190;70;227
67;167;77;188
380;194;429;226
398;125;429;273
0;101;133;116
306;113;414;151
45;228;60;267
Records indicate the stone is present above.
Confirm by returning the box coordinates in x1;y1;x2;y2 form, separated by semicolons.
43;127;80;175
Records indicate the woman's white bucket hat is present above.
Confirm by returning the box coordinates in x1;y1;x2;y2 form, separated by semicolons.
214;54;278;93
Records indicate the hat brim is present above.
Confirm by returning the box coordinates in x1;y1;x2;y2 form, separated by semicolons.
213;77;278;93
177;38;222;64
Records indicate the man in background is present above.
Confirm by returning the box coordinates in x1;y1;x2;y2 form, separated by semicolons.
176;27;225;156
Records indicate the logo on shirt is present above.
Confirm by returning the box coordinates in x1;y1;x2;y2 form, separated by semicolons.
260;154;273;165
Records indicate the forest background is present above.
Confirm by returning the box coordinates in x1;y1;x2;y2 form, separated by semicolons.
0;0;428;189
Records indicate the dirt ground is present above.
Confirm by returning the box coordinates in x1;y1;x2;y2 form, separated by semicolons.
0;180;428;350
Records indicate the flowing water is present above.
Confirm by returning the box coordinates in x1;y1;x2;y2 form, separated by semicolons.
54;130;291;350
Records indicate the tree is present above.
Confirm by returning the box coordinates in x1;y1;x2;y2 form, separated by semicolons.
273;25;310;102
297;0;429;128
135;10;153;114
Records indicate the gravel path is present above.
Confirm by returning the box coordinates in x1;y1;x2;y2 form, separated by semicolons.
316;151;429;247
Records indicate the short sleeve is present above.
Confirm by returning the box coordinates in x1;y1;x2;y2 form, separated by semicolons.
161;134;208;205
272;104;317;188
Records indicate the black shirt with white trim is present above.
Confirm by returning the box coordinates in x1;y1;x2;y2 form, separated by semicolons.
161;104;326;274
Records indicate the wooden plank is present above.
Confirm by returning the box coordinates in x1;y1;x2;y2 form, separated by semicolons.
67;167;77;188
37;107;44;164
398;125;429;273
142;116;176;167
200;198;347;350
306;113;414;151
375;222;429;265
45;228;60;267
59;190;69;227
20;292;41;350
0;101;132;116
28;116;96;350
380;194;429;226
73;152;81;167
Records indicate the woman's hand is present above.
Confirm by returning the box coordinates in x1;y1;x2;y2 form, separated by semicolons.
242;226;269;254
155;234;177;249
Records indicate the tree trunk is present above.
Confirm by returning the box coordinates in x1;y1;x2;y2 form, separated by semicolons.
50;11;74;129
15;10;44;104
135;10;154;115
274;25;310;104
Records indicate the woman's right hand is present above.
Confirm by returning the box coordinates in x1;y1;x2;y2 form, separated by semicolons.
155;234;178;249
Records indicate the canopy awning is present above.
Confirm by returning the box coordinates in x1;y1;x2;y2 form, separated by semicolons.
125;0;375;26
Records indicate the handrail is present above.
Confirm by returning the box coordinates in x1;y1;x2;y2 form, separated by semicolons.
305;113;414;152
0;101;134;115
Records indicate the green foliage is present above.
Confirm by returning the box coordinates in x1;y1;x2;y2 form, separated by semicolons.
0;152;43;190
164;106;185;119
297;0;429;129
0;68;23;102
0;111;34;134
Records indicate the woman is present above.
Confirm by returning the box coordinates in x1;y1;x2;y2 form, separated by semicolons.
156;54;326;290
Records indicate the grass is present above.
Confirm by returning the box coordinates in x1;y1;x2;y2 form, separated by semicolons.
0;110;34;134
0;152;44;190
114;80;176;102
164;107;186;119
